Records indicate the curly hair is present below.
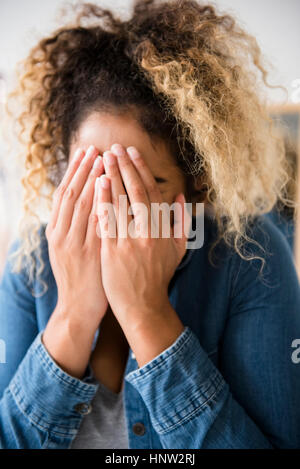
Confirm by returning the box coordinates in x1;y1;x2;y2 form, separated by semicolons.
5;0;294;291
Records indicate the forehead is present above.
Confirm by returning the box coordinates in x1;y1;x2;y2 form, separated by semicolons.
70;111;179;176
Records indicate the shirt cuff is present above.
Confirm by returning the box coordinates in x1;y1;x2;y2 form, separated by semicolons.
125;326;226;435
9;330;99;437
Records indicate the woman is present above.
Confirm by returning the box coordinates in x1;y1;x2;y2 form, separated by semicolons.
0;0;299;449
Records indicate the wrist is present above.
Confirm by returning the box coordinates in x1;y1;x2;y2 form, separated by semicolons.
42;305;101;379
55;300;104;336
118;299;185;368
117;293;173;330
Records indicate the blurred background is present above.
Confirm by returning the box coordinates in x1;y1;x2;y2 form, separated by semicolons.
0;0;299;275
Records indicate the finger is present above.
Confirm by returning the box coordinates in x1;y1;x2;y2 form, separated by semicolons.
126;146;163;204
111;144;150;235
97;175;116;244
126;145;163;238
85;174;102;248
111;144;150;208
69;155;104;245
103;150;132;238
55;145;99;238
49;147;85;231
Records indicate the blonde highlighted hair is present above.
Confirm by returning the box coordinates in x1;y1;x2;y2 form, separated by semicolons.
5;0;294;291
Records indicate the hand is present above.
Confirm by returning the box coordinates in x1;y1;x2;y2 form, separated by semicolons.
46;144;108;326
42;145;108;378
97;144;189;366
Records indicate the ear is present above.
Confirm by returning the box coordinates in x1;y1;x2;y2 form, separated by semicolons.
186;173;208;207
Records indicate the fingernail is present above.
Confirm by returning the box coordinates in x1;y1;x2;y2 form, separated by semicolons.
73;147;84;160
100;175;110;189
103;151;116;166
111;144;125;158
82;145;96;162
127;146;140;160
93;156;103;170
179;193;186;204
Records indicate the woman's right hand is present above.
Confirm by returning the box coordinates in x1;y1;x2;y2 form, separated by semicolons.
42;145;108;379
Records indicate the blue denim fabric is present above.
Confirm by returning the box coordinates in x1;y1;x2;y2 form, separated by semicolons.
0;213;299;449
265;208;295;252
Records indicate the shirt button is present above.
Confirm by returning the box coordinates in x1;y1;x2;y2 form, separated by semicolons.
74;402;92;415
132;422;146;436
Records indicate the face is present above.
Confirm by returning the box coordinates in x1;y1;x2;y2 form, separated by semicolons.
69;111;186;206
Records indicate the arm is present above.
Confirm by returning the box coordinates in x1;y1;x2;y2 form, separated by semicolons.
124;217;300;449
0;246;99;448
0;145;108;448
0;241;38;397
96;144;300;449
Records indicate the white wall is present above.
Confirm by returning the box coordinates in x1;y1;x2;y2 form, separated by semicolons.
0;0;299;103
0;0;299;270
213;0;300;103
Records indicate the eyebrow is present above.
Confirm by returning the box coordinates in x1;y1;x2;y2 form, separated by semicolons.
154;177;168;184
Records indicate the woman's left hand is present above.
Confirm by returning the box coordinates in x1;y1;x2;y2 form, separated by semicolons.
97;144;189;366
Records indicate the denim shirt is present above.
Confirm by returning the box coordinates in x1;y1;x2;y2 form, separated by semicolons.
0;213;299;449
265;208;295;253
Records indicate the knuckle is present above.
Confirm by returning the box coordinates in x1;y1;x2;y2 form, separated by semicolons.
77;197;87;210
65;234;77;252
89;213;98;226
50;233;61;249
64;186;75;201
99;211;108;223
81;243;89;257
58;184;67;198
